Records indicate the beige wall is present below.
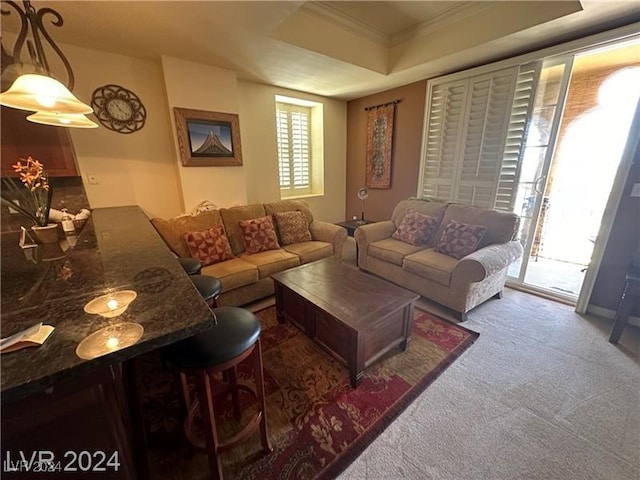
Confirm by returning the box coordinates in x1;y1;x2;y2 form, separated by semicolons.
161;56;248;212
28;41;346;222
238;81;347;222
62;44;182;220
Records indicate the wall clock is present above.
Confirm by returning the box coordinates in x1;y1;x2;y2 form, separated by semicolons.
91;84;146;134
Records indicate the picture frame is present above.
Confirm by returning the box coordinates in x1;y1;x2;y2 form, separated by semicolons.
173;107;243;167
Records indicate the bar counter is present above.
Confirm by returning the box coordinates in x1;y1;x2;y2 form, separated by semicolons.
1;205;214;403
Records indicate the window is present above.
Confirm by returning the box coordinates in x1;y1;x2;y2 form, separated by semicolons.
276;102;311;193
417;26;638;213
275;96;324;198
419;65;533;210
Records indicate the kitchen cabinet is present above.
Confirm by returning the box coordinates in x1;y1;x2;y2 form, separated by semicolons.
1;106;79;177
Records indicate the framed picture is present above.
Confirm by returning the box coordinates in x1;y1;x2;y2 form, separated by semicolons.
173;107;243;166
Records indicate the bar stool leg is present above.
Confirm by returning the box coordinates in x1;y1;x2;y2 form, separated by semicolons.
226;366;241;421
253;339;272;454
179;372;192;414
609;291;635;343
195;371;224;480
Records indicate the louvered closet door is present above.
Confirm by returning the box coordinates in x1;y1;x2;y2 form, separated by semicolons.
420;79;468;201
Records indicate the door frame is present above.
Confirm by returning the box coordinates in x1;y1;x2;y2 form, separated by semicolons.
576;99;640;313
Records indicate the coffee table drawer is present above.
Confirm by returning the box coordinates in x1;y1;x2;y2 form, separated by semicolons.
314;309;352;365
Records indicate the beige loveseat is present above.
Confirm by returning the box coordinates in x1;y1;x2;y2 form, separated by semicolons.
151;200;347;307
355;199;522;321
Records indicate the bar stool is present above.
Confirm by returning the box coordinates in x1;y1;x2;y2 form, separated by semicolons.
177;257;202;275
164;307;272;480
609;265;640;343
191;275;223;308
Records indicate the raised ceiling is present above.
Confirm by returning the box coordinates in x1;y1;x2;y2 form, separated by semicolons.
2;1;639;100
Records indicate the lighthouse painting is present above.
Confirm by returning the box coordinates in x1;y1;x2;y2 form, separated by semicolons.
174;108;243;166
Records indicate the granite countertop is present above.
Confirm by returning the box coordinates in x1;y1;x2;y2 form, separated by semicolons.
0;206;214;403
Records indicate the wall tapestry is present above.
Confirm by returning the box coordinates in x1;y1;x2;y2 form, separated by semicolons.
365;103;396;189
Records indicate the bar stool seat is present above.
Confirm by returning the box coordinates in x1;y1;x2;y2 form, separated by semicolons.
191;274;223;308
177;257;202;275
164;307;272;480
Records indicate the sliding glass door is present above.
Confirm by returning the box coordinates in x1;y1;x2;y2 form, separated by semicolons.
507;57;573;290
418;27;640;304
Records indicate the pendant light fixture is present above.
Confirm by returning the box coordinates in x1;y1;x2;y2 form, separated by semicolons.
26;110;98;128
0;0;97;127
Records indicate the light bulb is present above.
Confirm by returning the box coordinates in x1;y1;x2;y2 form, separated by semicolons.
106;298;119;310
36;94;56;108
106;337;120;349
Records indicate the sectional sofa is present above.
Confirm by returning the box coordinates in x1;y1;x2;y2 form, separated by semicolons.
355;199;523;320
151;200;347;307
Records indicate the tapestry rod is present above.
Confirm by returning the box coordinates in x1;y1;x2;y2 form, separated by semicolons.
364;99;401;111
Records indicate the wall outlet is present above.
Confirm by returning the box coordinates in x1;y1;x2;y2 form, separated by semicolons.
87;174;98;185
631;183;640;198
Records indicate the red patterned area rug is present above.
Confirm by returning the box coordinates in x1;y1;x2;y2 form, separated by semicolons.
138;306;479;480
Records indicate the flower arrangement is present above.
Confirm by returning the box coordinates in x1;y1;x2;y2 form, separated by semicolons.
1;156;53;227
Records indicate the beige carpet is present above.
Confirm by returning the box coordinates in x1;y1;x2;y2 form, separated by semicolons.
332;238;640;479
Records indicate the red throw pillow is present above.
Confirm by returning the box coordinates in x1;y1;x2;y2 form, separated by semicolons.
238;215;280;254
392;209;439;246
435;220;487;259
272;211;312;245
184;225;235;266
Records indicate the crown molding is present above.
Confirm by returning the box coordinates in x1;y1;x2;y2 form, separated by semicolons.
297;2;493;50
391;2;492;47
301;2;391;47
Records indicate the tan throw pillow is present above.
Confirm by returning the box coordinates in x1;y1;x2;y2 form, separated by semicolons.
151;210;223;258
238;215;280;254
435;220;487;259
392;209;439;246
273;211;312;245
184;225;235;266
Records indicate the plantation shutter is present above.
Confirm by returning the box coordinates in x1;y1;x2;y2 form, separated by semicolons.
420;79;468;201
276;102;311;193
456;68;518;208
420;65;534;210
494;63;539;211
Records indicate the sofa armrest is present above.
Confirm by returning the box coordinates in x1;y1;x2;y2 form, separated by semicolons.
309;220;348;259
452;241;523;283
354;220;395;248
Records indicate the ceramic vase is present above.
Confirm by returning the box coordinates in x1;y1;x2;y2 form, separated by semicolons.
31;224;59;244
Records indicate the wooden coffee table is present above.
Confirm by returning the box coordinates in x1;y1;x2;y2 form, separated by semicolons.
271;258;419;387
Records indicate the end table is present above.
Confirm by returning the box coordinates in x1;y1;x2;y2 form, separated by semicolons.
335;219;376;237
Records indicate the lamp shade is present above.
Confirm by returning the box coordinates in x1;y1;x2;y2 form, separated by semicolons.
27;111;98;128
0;73;93;114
